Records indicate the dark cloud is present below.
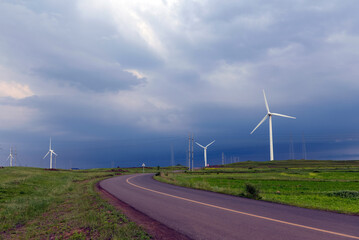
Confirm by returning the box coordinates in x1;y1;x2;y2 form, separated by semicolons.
35;62;144;92
0;1;359;168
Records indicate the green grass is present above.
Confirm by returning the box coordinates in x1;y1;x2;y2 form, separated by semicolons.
155;160;359;215
0;167;152;239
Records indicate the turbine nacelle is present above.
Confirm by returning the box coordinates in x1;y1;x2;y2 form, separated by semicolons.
50;150;57;156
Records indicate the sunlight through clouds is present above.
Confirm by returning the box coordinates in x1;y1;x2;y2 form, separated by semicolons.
0;82;34;99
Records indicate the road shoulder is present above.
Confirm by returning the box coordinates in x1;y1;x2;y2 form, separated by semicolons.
96;180;191;240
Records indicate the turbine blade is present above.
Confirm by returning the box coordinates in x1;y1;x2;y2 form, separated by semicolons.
43;151;49;159
53;152;57;156
206;140;215;148
250;114;268;134
195;142;205;149
263;90;270;113
271;113;296;119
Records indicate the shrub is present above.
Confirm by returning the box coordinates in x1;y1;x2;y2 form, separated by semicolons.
244;183;261;200
327;190;359;199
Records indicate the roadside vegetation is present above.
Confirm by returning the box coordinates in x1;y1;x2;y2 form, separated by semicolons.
0;166;158;239
155;160;359;215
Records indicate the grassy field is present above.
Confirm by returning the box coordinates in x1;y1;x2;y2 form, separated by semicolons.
155;160;359;215
0;166;166;239
2;162;357;238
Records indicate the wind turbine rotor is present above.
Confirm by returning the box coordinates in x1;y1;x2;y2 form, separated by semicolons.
43;151;50;159
195;142;205;149
206;140;215;148
263;90;270;113
251;114;268;134
271;113;296;119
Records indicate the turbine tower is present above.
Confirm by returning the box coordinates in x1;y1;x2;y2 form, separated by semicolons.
43;138;57;169
195;140;215;167
7;147;14;167
251;90;296;161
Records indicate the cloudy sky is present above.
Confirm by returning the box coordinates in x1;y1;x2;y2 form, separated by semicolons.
0;0;358;168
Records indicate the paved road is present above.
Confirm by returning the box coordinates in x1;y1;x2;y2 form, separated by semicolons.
100;174;359;240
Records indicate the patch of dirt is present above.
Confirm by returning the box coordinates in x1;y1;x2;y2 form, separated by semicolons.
96;182;191;240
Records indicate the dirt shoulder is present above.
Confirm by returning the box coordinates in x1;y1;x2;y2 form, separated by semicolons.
96;181;191;240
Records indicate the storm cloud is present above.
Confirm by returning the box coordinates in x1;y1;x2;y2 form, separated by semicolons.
0;0;358;168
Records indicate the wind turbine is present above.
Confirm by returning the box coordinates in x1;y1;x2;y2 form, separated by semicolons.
43;138;57;169
7;147;14;167
195;140;215;167
251;90;296;161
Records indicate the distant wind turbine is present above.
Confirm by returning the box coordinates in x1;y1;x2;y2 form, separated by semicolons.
251;90;296;161
195;140;215;167
7;147;14;167
43;138;57;169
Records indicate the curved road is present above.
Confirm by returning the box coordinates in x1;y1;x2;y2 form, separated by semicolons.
100;174;359;240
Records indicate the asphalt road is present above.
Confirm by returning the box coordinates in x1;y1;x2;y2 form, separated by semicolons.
100;174;359;240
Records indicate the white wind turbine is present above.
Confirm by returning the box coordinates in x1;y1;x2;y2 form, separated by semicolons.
195;140;215;167
7;147;14;167
251;90;296;161
43;138;57;169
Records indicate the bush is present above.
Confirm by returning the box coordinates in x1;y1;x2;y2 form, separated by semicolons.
244;183;261;200
327;190;359;199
